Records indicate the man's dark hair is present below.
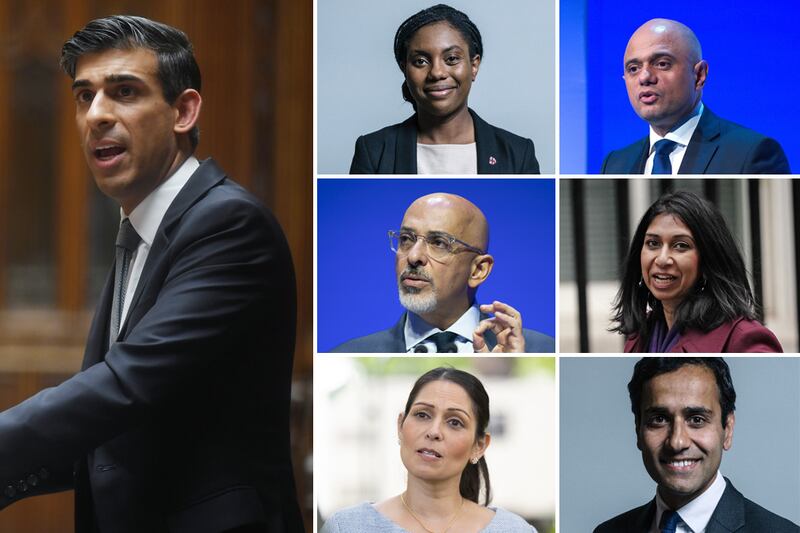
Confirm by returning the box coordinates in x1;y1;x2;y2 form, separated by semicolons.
393;4;482;111
403;366;492;505
628;357;736;429
611;190;756;346
60;15;201;150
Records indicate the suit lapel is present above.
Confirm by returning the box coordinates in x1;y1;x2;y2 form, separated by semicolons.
472;109;503;174
82;265;116;369
679;108;721;174
116;158;228;341
705;478;746;533
635;499;657;531
395;116;417;174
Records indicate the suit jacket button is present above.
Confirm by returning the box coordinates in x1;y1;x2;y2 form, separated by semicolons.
26;474;39;487
38;468;49;480
4;485;15;498
17;481;27;493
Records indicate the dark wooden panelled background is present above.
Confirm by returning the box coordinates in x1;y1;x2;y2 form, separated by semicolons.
0;0;312;530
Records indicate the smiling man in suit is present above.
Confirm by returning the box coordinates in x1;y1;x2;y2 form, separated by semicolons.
594;358;799;533
331;193;553;353
601;18;790;174
0;15;303;533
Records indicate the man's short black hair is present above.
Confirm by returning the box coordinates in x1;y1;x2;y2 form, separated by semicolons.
60;15;201;150
628;357;736;429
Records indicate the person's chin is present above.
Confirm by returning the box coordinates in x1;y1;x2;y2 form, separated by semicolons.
399;290;437;315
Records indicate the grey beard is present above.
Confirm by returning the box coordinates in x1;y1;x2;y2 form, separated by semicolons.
398;285;437;315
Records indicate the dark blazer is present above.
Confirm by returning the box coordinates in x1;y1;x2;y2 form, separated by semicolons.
594;478;799;533
623;317;783;353
601;108;791;174
330;312;554;353
0;160;304;533
349;108;540;174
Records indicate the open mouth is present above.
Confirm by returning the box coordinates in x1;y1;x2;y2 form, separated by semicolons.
417;448;442;459
651;273;677;288
662;458;700;472
94;146;126;160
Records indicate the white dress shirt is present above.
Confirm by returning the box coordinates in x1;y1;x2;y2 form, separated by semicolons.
645;102;704;175
110;156;200;343
651;470;727;533
404;305;481;353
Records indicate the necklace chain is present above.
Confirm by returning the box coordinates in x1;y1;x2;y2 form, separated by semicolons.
400;492;465;533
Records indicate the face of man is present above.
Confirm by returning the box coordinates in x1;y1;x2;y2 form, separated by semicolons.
395;194;490;330
637;364;734;510
72;47;186;214
623;20;707;136
403;21;480;120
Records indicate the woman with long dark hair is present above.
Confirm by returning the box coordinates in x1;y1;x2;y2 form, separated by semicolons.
321;367;536;532
611;190;782;352
349;4;540;175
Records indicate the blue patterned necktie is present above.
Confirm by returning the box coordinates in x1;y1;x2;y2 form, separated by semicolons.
110;219;141;347
660;510;681;533
651;139;678;174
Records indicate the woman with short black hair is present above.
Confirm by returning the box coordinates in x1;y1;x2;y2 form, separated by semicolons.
349;4;540;175
611;190;782;352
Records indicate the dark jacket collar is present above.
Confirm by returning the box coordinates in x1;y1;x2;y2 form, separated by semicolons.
399;310;497;352
394;108;505;174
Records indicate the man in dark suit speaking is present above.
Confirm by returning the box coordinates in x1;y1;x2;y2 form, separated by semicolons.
0;16;304;533
602;18;790;174
594;358;799;533
331;193;553;353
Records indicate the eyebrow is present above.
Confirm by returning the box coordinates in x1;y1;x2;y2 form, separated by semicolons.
625;52;676;68
71;73;145;91
645;232;695;241
412;401;472;419
643;405;713;417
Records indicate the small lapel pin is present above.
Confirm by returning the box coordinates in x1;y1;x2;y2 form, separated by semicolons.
489;156;497;165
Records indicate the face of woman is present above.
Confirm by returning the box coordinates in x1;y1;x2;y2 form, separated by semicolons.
398;380;487;485
640;212;700;314
403;21;480;119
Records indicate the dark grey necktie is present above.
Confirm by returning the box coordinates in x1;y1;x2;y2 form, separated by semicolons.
414;331;460;353
659;510;681;533
110;219;141;346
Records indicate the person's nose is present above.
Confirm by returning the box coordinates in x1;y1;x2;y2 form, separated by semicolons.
429;57;447;80
425;421;443;441
406;237;429;266
667;420;689;452
654;245;672;267
638;65;656;85
85;91;116;132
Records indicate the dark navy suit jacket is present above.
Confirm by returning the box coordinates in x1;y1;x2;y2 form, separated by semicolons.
330;312;554;353
601;108;791;174
594;478;799;533
0;160;304;533
624;317;783;353
350;108;540;174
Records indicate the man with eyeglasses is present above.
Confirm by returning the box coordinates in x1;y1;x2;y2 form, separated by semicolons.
331;193;554;353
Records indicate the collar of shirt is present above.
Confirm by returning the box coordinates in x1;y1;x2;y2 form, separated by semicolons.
404;305;481;353
645;102;704;175
653;470;726;533
123;156;201;246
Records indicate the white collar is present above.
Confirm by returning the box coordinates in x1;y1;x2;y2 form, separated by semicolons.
123;156;200;246
404;305;481;350
655;470;726;533
649;102;704;152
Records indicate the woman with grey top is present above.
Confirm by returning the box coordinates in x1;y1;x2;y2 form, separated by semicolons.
320;367;537;533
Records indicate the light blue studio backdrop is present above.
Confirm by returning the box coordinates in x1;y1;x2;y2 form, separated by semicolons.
560;0;800;173
560;358;800;532
318;0;556;174
317;179;555;352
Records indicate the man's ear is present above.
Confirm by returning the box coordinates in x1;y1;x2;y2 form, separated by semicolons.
467;254;494;289
173;88;202;135
722;412;735;451
694;60;708;90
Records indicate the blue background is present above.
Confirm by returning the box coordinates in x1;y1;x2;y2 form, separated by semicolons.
317;179;555;352
560;0;800;173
